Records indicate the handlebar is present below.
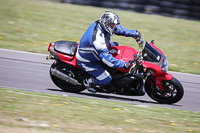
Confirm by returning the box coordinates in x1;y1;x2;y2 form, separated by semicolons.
129;34;145;74
136;34;144;55
132;34;144;67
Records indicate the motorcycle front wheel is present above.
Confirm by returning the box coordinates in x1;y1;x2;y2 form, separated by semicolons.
145;77;184;104
50;62;85;93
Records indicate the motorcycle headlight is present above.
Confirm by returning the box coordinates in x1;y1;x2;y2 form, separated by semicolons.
161;57;168;72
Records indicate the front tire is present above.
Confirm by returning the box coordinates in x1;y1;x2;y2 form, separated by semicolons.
145;77;184;104
50;62;85;93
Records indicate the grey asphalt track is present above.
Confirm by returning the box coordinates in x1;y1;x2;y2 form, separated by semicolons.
0;48;199;112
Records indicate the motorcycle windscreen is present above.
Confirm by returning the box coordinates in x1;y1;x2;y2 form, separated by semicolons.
142;41;162;63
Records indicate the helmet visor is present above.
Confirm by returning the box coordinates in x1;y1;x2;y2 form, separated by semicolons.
110;23;116;29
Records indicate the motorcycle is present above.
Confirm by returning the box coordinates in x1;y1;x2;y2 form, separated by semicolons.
46;37;184;104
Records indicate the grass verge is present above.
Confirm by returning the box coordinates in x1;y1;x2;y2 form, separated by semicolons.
0;0;200;74
0;88;199;133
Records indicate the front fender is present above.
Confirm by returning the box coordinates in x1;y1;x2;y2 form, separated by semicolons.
153;73;173;91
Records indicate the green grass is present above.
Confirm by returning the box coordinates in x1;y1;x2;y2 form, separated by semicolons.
0;0;200;74
0;88;199;133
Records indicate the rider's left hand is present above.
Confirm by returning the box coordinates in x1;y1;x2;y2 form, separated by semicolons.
134;30;141;41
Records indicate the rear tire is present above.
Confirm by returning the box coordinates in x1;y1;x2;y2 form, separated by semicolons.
50;62;85;93
145;77;184;104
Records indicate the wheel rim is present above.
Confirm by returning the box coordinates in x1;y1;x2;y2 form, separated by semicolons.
162;81;177;98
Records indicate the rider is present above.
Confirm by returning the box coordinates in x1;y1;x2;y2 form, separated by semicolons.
76;11;141;92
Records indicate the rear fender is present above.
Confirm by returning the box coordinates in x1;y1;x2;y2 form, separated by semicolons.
153;73;173;91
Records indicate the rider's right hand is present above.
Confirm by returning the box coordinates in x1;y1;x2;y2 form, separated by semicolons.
123;61;132;70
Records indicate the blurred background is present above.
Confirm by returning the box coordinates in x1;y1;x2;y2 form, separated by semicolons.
60;0;200;20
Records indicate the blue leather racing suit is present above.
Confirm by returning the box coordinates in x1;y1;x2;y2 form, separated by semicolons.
76;21;137;85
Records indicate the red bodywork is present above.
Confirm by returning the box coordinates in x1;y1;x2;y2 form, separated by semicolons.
48;42;173;91
48;42;80;68
57;51;79;68
109;43;173;90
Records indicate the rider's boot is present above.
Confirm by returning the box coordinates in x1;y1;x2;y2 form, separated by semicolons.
83;77;97;93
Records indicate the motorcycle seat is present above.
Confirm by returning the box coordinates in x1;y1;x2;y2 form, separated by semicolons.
54;41;78;56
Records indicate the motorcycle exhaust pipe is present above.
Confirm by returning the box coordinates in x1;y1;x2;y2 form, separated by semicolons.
51;68;82;86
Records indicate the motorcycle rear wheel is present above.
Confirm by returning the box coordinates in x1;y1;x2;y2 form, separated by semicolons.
50;62;85;93
145;77;184;104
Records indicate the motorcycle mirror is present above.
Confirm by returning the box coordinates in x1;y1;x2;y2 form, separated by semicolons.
151;40;155;44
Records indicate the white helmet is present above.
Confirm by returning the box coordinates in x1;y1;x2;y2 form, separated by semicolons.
99;11;120;36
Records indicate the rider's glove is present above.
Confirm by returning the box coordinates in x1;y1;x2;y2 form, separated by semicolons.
123;62;132;70
135;31;143;45
134;30;141;41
